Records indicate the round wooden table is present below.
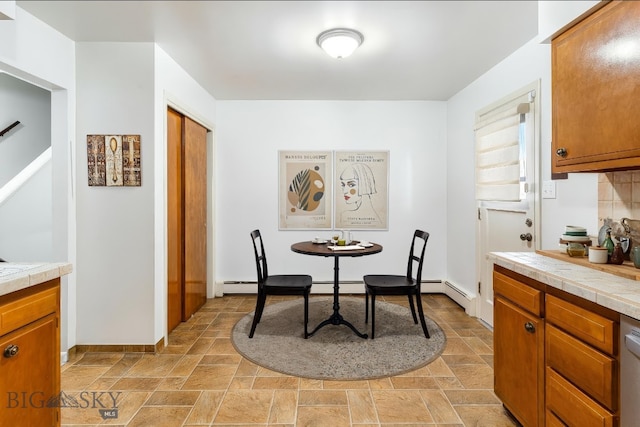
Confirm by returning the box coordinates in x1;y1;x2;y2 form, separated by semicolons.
291;241;383;338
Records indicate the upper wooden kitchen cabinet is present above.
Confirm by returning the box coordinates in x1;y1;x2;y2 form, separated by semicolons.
552;0;640;173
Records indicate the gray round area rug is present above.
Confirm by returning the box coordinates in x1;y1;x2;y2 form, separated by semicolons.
231;296;446;380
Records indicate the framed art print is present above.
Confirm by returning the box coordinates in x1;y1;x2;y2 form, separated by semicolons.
279;150;332;230
334;151;389;230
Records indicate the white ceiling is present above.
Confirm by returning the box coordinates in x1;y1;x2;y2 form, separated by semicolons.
17;1;539;101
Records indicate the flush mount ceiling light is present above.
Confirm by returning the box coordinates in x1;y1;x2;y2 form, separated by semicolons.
316;28;364;59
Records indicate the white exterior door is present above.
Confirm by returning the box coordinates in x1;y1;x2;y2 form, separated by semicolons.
477;202;535;326
475;81;540;327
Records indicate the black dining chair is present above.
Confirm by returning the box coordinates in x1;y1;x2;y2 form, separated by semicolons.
249;229;313;338
363;229;430;339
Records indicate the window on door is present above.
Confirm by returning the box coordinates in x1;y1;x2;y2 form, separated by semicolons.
475;89;535;203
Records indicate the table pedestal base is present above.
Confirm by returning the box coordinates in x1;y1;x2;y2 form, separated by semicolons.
308;255;368;339
308;312;368;338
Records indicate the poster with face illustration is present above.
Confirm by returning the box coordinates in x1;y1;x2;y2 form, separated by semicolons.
279;151;332;230
334;151;389;230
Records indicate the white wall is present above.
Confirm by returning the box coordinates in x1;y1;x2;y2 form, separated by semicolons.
215;101;448;288
0;160;52;260
75;42;156;345
0;73;52;261
446;2;602;299
0;1;16;20
0;6;76;354
538;1;599;42
69;42;219;347
0;73;50;186
153;45;217;343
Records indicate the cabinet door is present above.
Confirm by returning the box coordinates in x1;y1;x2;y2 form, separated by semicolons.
552;0;640;173
494;296;544;427
0;314;59;426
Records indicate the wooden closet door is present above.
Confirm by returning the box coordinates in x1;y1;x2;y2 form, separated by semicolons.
167;108;183;332
183;117;207;319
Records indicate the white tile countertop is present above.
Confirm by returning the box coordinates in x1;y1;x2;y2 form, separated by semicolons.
489;252;640;321
0;262;72;297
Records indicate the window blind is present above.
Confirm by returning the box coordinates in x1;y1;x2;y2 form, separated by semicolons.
475;101;530;201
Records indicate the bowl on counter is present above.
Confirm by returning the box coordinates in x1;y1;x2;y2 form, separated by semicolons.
561;234;591;242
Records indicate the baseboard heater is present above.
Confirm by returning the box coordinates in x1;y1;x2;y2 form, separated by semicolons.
223;279;443;286
221;279;473;314
222;279;443;295
443;280;475;315
444;281;470;298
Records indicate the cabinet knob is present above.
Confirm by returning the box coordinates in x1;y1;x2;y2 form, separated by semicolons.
556;148;568;157
3;344;19;358
524;322;536;333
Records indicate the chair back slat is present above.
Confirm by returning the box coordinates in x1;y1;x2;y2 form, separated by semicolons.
405;229;429;288
250;229;268;286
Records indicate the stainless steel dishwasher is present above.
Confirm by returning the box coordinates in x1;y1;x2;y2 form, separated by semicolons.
620;314;640;426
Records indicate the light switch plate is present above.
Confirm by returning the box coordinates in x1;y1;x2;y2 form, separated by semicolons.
542;180;556;199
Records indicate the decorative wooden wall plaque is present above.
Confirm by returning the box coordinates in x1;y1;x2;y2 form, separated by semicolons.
87;134;141;186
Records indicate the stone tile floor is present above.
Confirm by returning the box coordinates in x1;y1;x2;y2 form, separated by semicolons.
61;294;518;426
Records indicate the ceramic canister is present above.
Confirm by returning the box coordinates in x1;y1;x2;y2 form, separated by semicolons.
633;246;640;269
589;246;609;264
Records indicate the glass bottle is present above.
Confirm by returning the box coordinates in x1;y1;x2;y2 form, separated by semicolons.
603;229;615;258
610;242;624;265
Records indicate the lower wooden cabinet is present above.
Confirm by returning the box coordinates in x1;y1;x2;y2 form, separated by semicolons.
0;280;60;426
546;367;615;427
494;296;545;427
545;294;619;426
494;268;545;427
546;324;616;411
546;294;616;354
545;410;567;427
493;265;620;427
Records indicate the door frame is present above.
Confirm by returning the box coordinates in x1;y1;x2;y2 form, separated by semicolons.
475;80;542;327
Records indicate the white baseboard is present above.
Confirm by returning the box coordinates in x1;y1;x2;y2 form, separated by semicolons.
61;351;68;365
